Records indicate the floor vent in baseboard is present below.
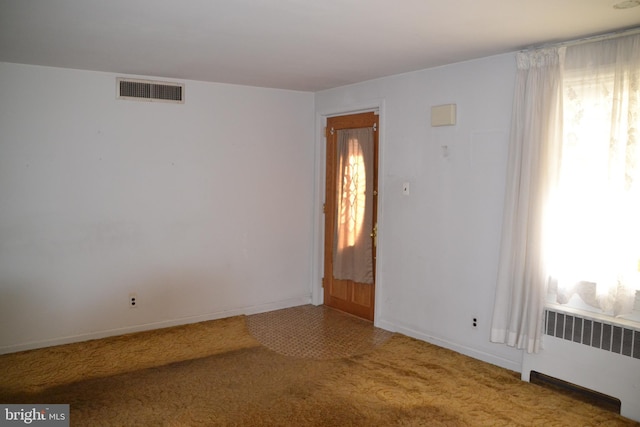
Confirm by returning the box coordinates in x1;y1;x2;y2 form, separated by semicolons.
544;309;640;359
117;78;184;103
530;371;621;413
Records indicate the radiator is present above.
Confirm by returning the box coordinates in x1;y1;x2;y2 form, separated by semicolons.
521;308;640;422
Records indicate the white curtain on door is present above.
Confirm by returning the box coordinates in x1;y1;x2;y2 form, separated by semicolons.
490;48;565;353
333;127;374;285
548;34;640;316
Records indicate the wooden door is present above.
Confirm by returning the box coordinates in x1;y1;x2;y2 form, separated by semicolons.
323;112;378;321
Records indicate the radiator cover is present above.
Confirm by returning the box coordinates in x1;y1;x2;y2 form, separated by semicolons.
522;308;640;422
544;308;640;359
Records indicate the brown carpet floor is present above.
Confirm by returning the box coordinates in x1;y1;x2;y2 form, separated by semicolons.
0;310;637;426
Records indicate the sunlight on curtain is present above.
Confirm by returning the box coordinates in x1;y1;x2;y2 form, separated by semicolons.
492;33;640;355
338;150;366;249
333;128;374;284
490;47;564;353
547;34;640;317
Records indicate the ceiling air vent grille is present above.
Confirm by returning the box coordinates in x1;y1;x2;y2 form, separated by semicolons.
117;78;184;103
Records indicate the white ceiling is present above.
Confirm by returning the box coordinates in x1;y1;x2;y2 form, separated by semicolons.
1;0;639;92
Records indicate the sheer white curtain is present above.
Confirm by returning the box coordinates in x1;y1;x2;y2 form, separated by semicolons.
490;48;565;353
333;127;374;284
549;34;640;316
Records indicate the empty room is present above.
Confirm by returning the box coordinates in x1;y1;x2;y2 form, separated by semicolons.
1;1;639;425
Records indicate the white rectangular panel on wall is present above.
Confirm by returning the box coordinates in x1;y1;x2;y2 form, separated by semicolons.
431;104;456;126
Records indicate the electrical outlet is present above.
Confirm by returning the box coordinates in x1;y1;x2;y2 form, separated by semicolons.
472;317;478;328
129;292;138;308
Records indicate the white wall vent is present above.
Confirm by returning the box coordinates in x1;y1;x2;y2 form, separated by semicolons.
117;78;184;103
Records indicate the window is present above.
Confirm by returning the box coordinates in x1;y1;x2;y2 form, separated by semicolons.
491;35;640;352
337;140;367;249
546;36;640;319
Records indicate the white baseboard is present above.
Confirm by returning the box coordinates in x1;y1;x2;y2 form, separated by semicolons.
376;318;522;373
0;295;311;355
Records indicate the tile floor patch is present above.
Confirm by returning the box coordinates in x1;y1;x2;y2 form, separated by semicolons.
247;305;393;359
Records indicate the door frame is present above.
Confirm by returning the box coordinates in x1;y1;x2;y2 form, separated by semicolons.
311;100;385;325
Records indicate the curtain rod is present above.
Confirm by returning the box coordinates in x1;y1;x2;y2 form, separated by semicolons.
523;25;640;51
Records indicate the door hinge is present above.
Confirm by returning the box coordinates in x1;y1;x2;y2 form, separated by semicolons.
370;223;378;247
323;202;326;214
322;277;325;288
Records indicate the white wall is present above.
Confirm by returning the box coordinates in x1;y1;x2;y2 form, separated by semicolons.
315;53;523;370
0;62;315;353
